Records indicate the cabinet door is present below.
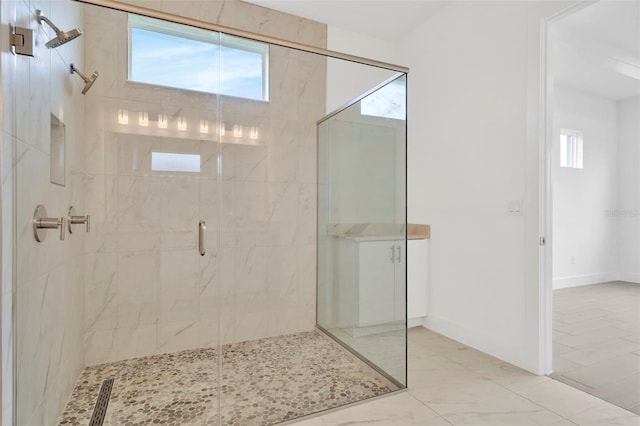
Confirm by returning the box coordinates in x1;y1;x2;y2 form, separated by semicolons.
358;241;395;326
394;240;407;322
407;239;428;320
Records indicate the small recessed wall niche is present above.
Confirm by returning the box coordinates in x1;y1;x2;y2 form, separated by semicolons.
50;113;66;186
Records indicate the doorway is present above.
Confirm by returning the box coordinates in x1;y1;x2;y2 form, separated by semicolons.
546;0;640;414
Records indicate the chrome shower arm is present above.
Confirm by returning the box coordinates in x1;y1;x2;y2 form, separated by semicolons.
70;64;88;82
36;10;62;34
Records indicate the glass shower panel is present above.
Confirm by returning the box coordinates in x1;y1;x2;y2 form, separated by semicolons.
317;74;408;387
217;43;328;423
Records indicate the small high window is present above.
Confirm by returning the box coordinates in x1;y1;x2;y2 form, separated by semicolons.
560;129;583;169
128;15;269;101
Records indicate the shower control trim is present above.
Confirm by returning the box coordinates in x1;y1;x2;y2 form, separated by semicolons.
68;206;90;234
33;204;65;242
199;220;206;256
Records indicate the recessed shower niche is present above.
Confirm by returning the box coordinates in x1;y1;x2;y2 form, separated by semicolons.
50;114;66;186
8;1;407;424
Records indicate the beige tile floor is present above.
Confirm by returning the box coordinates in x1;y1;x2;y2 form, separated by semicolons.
552;281;640;414
291;327;640;426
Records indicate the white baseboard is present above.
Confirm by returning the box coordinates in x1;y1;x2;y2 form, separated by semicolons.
619;272;640;284
424;314;536;374
553;272;619;289
407;317;426;328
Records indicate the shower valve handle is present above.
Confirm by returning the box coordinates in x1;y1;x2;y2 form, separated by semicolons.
33;205;65;242
68;206;90;234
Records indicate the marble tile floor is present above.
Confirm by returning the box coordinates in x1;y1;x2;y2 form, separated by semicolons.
290;327;640;426
552;281;640;414
58;330;393;426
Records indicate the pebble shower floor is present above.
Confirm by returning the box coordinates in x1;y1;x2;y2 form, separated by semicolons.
58;330;392;425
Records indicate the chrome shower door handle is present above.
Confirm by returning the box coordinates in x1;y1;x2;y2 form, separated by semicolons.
198;220;206;256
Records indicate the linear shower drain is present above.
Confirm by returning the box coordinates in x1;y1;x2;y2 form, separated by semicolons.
89;378;114;426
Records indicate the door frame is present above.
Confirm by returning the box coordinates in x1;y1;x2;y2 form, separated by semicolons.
539;0;600;376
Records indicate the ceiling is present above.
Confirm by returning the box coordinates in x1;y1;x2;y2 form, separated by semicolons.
551;0;640;100
242;0;449;42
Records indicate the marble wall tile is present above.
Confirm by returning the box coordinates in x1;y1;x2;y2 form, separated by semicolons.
298;123;318;185
198;318;220;348
84;174;118;254
267;246;299;308
268;182;299;246
298;244;317;331
235;144;267;182
84;253;118;331
81;0;327;360
4;0;89;424
161;177;199;228
267;120;299;183
118;250;158;327
199;246;219;300
298;183;316;246
83;6;120;98
117;324;158;360
118;176;162;230
267;307;299;338
234;246;268;312
159;320;199;352
85;329;117;366
159;249;198;323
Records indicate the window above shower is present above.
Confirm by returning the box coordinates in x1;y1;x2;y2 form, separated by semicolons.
128;14;269;101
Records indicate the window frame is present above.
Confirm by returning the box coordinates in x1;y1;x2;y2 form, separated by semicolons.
127;14;269;101
560;128;584;169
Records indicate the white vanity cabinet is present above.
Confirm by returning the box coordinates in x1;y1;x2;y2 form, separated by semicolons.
407;239;429;325
357;239;406;326
355;238;429;328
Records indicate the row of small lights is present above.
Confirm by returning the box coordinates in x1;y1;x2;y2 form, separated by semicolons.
117;109;259;139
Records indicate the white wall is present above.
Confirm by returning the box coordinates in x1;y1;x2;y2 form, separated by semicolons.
329;1;573;374
552;87;619;289
618;96;640;283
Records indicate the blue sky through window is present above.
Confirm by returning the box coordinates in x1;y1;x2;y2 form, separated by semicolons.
130;21;266;100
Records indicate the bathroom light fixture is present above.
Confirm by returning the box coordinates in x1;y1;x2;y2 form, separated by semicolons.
249;127;259;140
233;124;242;138
36;10;82;48
139;111;149;127
199;120;209;134
158;114;168;129
69;64;99;95
219;123;226;136
118;109;129;125
178;116;187;131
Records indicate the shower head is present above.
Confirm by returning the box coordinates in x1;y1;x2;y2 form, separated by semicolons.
70;64;99;95
36;9;82;49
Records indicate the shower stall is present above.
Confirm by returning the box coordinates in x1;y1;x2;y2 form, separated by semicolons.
1;0;407;424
